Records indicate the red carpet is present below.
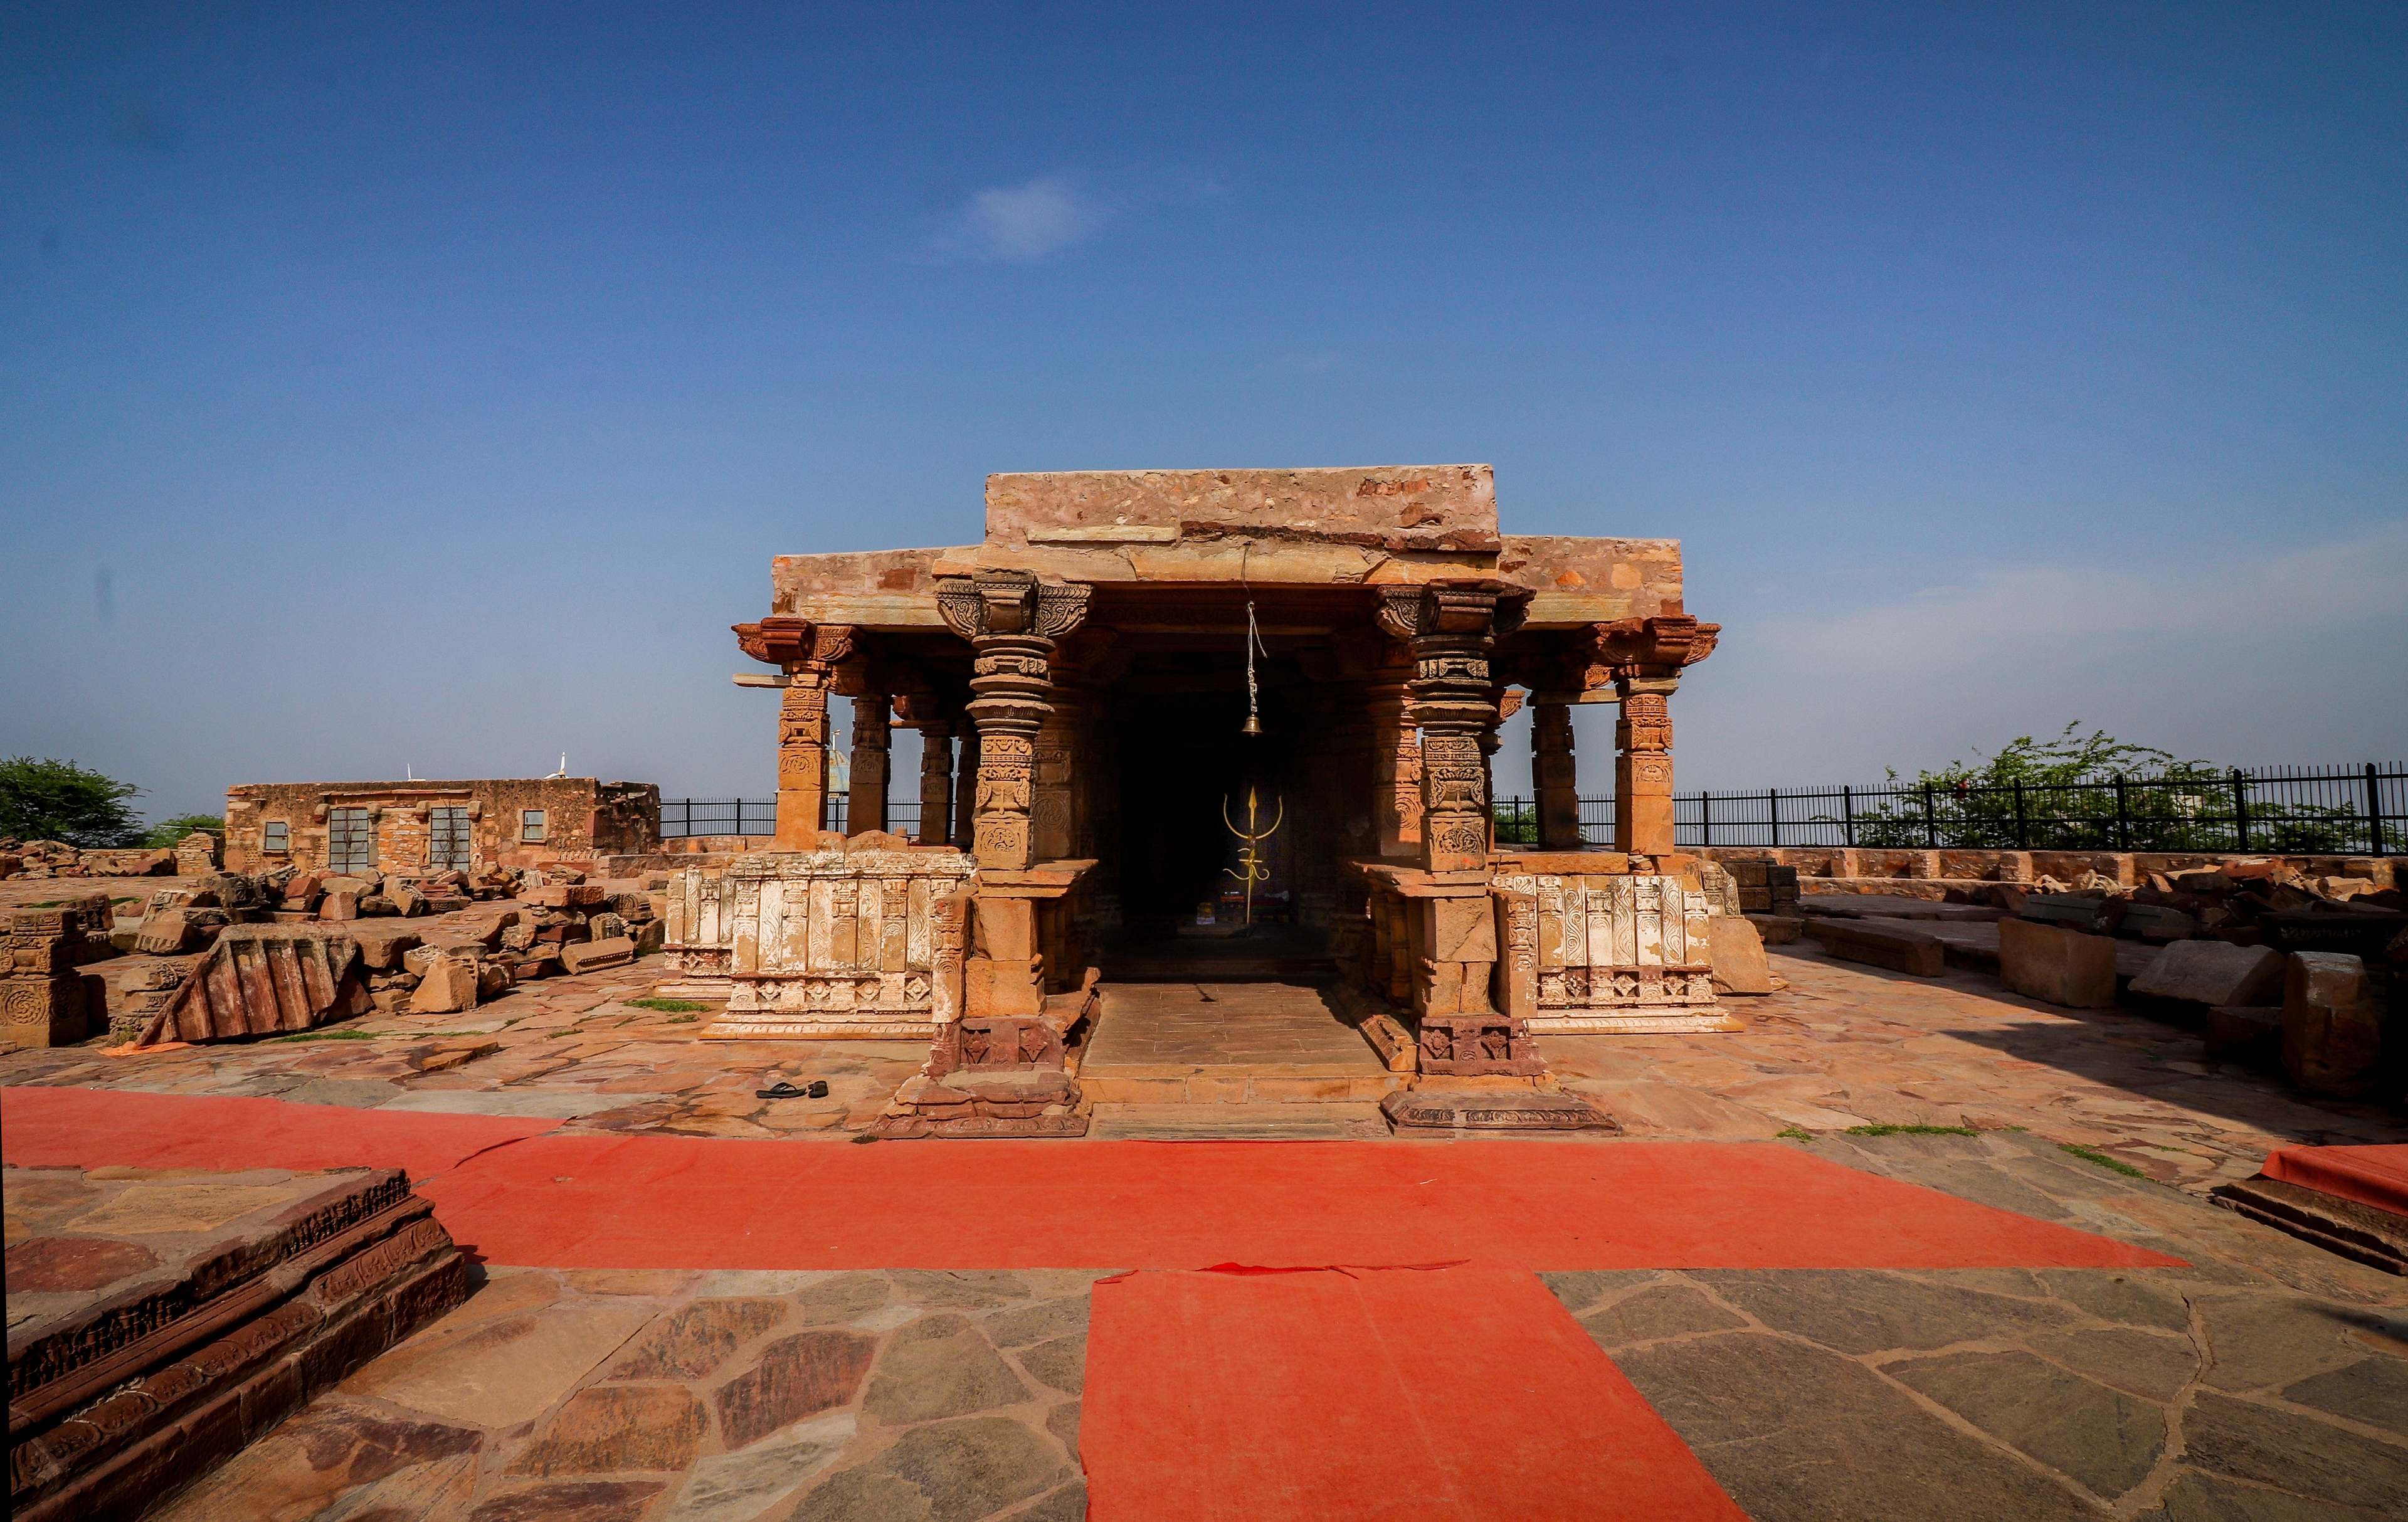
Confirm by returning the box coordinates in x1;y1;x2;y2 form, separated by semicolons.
3;1087;2180;1270
2265;1143;2408;1218
1084;1262;1748;1522
0;1086;552;1181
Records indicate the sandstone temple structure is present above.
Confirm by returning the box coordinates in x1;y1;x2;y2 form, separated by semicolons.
672;467;1731;1134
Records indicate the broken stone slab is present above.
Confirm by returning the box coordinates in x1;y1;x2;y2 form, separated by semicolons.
2128;941;2284;1013
1802;918;1945;978
350;924;423;972
2282;952;2383;1097
560;936;636;975
1705;916;1772;995
132;906;228;956
320;891;361;922
1381;1089;1619;1131
409;957;480;1015
453;906;521;948
140;927;371;1044
1998;918;2116;1009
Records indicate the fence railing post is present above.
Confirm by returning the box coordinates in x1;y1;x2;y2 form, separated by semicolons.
2231;768;2250;852
2012;779;2027;850
1700;791;1712;848
1923;783;1938;848
1768;788;1780;848
2368;763;2386;858
1841;785;1854;848
2114;773;2130;850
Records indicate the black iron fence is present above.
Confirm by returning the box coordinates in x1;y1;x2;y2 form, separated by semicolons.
673;762;2404;857
657;798;922;840
1495;761;2406;856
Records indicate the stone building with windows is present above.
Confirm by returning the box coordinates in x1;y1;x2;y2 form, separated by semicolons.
221;778;658;875
679;465;1729;1136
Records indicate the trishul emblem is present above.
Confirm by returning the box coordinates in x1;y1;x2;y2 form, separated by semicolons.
1220;786;1284;927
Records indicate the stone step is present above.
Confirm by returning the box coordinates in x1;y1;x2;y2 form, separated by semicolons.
1088;1101;1391;1139
1077;1068;1407;1104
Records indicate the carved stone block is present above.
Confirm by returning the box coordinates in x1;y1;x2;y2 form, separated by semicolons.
1414;1011;1545;1077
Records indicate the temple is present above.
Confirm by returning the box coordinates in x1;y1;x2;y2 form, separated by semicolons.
675;466;1735;1134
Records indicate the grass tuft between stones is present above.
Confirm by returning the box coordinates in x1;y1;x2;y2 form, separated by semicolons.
626;998;709;1012
2059;1143;2149;1178
1776;1126;1816;1142
1845;1124;1977;1137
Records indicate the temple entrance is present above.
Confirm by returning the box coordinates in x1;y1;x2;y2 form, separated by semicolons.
1098;679;1336;983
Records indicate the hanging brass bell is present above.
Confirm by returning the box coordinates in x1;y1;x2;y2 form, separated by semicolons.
1240;714;1263;736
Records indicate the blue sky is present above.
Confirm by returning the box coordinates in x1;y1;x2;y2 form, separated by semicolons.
4;1;2403;820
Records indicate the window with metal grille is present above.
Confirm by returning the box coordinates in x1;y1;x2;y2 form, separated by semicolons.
262;820;290;853
429;806;472;869
328;808;375;874
520;809;547;843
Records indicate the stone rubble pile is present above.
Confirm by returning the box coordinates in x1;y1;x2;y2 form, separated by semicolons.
1999;858;2405;1100
0;838;173;880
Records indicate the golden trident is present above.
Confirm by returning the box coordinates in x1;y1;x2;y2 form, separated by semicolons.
1221;786;1284;926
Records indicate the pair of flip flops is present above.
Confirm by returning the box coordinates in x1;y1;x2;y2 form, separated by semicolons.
755;1080;830;1100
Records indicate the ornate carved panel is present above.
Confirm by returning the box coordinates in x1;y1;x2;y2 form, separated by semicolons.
699;849;974;1039
1491;872;1718;1029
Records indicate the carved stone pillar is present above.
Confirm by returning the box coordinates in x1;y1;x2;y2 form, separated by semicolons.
848;692;891;837
1377;581;1529;874
1033;691;1078;863
1590;616;1719;861
893;693;954;848
916;721;953;847
734;618;855;849
952;730;980;848
1613;683;1676;857
1533;700;1582;850
1367;680;1420;859
934;571;1092;871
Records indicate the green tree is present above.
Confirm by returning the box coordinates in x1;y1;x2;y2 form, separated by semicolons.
0;757;147;847
145;813;226;848
1846;724;2375;852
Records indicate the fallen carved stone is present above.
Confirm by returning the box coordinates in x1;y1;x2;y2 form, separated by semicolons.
138;927;371;1045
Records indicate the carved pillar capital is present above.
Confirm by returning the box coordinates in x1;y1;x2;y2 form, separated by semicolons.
734;616;856;672
1587;615;1718;684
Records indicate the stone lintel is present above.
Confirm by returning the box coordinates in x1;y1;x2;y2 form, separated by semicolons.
985;466;1500;551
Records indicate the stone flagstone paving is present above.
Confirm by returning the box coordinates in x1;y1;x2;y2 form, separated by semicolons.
9;875;2408;1519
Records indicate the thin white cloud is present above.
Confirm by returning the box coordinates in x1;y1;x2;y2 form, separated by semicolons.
1775;519;2408;678
933;174;1106;263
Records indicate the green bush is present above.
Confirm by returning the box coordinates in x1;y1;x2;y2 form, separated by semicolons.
145;813;225;849
0;757;145;848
